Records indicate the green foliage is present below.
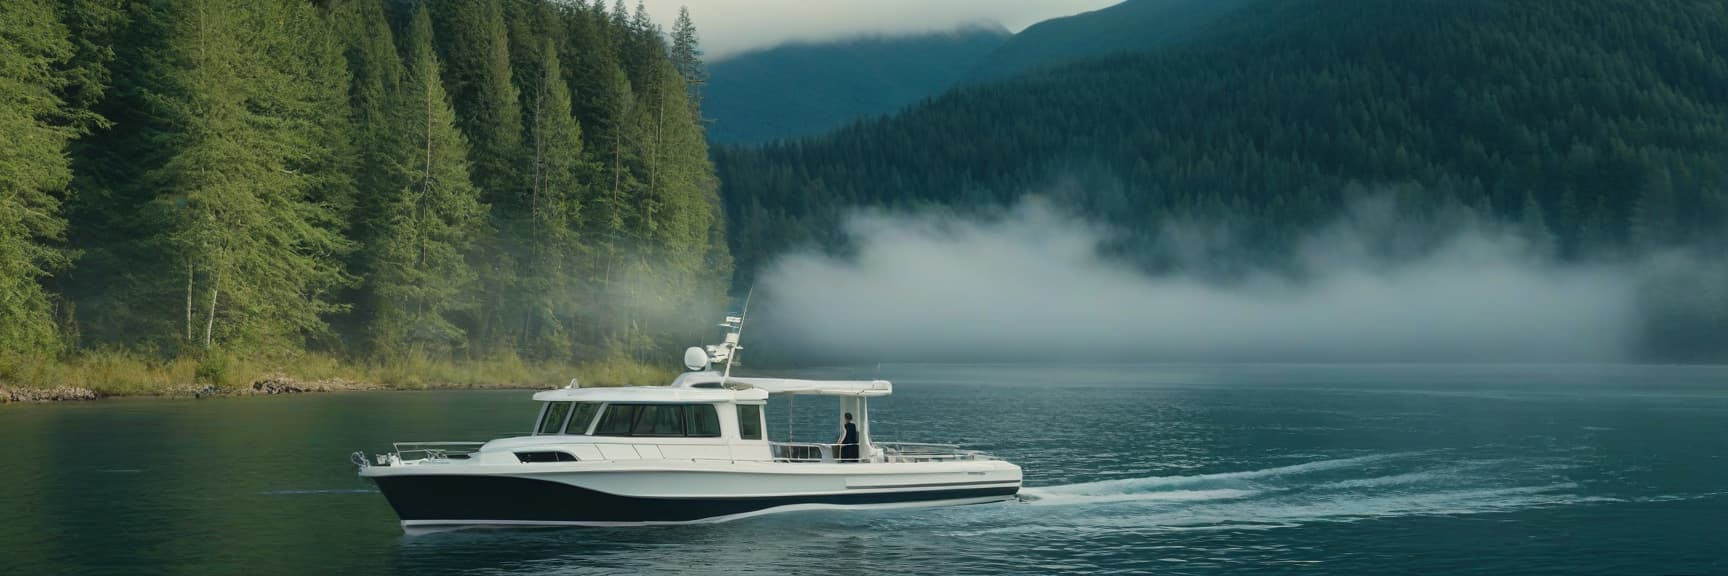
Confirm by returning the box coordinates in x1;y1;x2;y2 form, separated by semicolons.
669;6;705;118
0;0;81;356
138;0;354;353
11;0;728;374
519;39;592;360
359;5;489;359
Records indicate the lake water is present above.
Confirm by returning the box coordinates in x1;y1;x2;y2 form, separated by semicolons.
2;364;1725;575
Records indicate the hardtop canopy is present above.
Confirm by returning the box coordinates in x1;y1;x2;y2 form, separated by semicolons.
674;371;893;397
529;371;892;403
530;385;767;403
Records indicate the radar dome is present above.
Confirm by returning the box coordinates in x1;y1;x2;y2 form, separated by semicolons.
683;346;710;371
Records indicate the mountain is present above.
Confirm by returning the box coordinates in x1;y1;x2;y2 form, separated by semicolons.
966;0;1257;82
703;24;1011;145
715;0;1728;360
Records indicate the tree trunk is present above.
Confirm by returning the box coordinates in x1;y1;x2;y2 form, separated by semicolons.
202;274;220;350
185;265;194;342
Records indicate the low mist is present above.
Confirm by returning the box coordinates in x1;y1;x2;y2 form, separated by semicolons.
750;199;1717;364
642;0;1118;60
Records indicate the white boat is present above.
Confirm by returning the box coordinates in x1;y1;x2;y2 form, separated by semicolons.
352;314;1022;528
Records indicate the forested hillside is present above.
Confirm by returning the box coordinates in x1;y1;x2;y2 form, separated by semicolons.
965;0;1252;82
716;0;1728;360
704;25;1011;145
2;0;727;385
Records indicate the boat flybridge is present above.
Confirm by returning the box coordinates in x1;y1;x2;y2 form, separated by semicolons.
353;314;1022;528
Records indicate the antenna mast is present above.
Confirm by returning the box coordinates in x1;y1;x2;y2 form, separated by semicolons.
721;286;754;385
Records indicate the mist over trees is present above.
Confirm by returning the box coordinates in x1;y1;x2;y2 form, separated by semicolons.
5;0;729;367
715;0;1728;361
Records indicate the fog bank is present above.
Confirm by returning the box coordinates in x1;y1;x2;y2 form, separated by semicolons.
638;0;1118;60
750;200;1685;363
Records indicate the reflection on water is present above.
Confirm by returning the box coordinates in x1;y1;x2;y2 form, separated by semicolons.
2;364;1726;575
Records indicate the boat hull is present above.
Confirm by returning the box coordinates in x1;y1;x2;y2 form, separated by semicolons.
364;461;1022;527
373;474;1017;526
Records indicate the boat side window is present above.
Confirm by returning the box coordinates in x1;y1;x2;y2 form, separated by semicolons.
564;402;601;435
633;405;687;436
737;404;763;440
685;404;721;437
594;404;641;436
537;402;573;435
593;404;724;437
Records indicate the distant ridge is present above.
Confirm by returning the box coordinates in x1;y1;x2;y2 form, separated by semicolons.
703;24;1011;145
966;0;1258;82
716;0;1728;360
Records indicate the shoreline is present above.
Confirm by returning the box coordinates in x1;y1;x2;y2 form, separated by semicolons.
0;373;556;404
0;354;674;404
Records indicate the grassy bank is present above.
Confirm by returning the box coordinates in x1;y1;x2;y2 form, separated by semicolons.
0;350;677;400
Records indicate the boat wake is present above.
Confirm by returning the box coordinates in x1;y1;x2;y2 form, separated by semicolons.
1020;453;1404;505
1004;452;1605;530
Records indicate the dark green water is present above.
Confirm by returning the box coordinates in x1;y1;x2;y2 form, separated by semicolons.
2;364;1725;575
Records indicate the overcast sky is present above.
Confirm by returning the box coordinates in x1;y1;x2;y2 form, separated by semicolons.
636;0;1122;60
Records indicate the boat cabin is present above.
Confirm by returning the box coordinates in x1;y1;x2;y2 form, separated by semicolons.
468;370;895;466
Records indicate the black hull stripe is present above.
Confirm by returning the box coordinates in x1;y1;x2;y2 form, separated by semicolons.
845;479;1021;490
372;475;1018;523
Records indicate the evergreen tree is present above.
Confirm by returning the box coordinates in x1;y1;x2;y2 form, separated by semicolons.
362;5;489;359
0;0;81;355
429;0;528;352
334;0;405;240
139;0;353;352
12;0;730;368
59;0;126;116
1519;191;1556;257
669;5;706;119
1631;167;1679;250
521;38;591;359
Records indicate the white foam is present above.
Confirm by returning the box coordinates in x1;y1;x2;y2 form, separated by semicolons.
1021;488;1259;506
1028;453;1406;496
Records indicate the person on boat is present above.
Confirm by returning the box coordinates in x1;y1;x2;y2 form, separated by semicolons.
838;412;860;462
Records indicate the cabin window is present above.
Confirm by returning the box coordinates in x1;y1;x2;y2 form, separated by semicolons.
566;402;601;435
632;405;687;436
537;402;573;435
594;404;641;436
593;403;724;437
738;404;764;440
685;405;721;437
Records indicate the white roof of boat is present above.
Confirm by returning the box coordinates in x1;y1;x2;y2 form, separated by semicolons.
674;371;892;397
726;376;892;397
531;385;768;403
530;371;892;402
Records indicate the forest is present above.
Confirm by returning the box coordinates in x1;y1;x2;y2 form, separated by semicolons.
715;0;1728;361
1;0;728;390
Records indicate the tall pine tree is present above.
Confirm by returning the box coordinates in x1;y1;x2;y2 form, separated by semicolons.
522;38;591;359
669;6;706;120
430;0;527;353
361;5;489;359
139;0;352;352
0;0;81;356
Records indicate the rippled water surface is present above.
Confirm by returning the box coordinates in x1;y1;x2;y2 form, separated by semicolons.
3;364;1726;575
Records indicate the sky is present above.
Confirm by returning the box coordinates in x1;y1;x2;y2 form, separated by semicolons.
636;0;1123;60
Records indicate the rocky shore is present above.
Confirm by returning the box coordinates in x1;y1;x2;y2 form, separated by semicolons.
1;385;101;403
2;373;397;403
